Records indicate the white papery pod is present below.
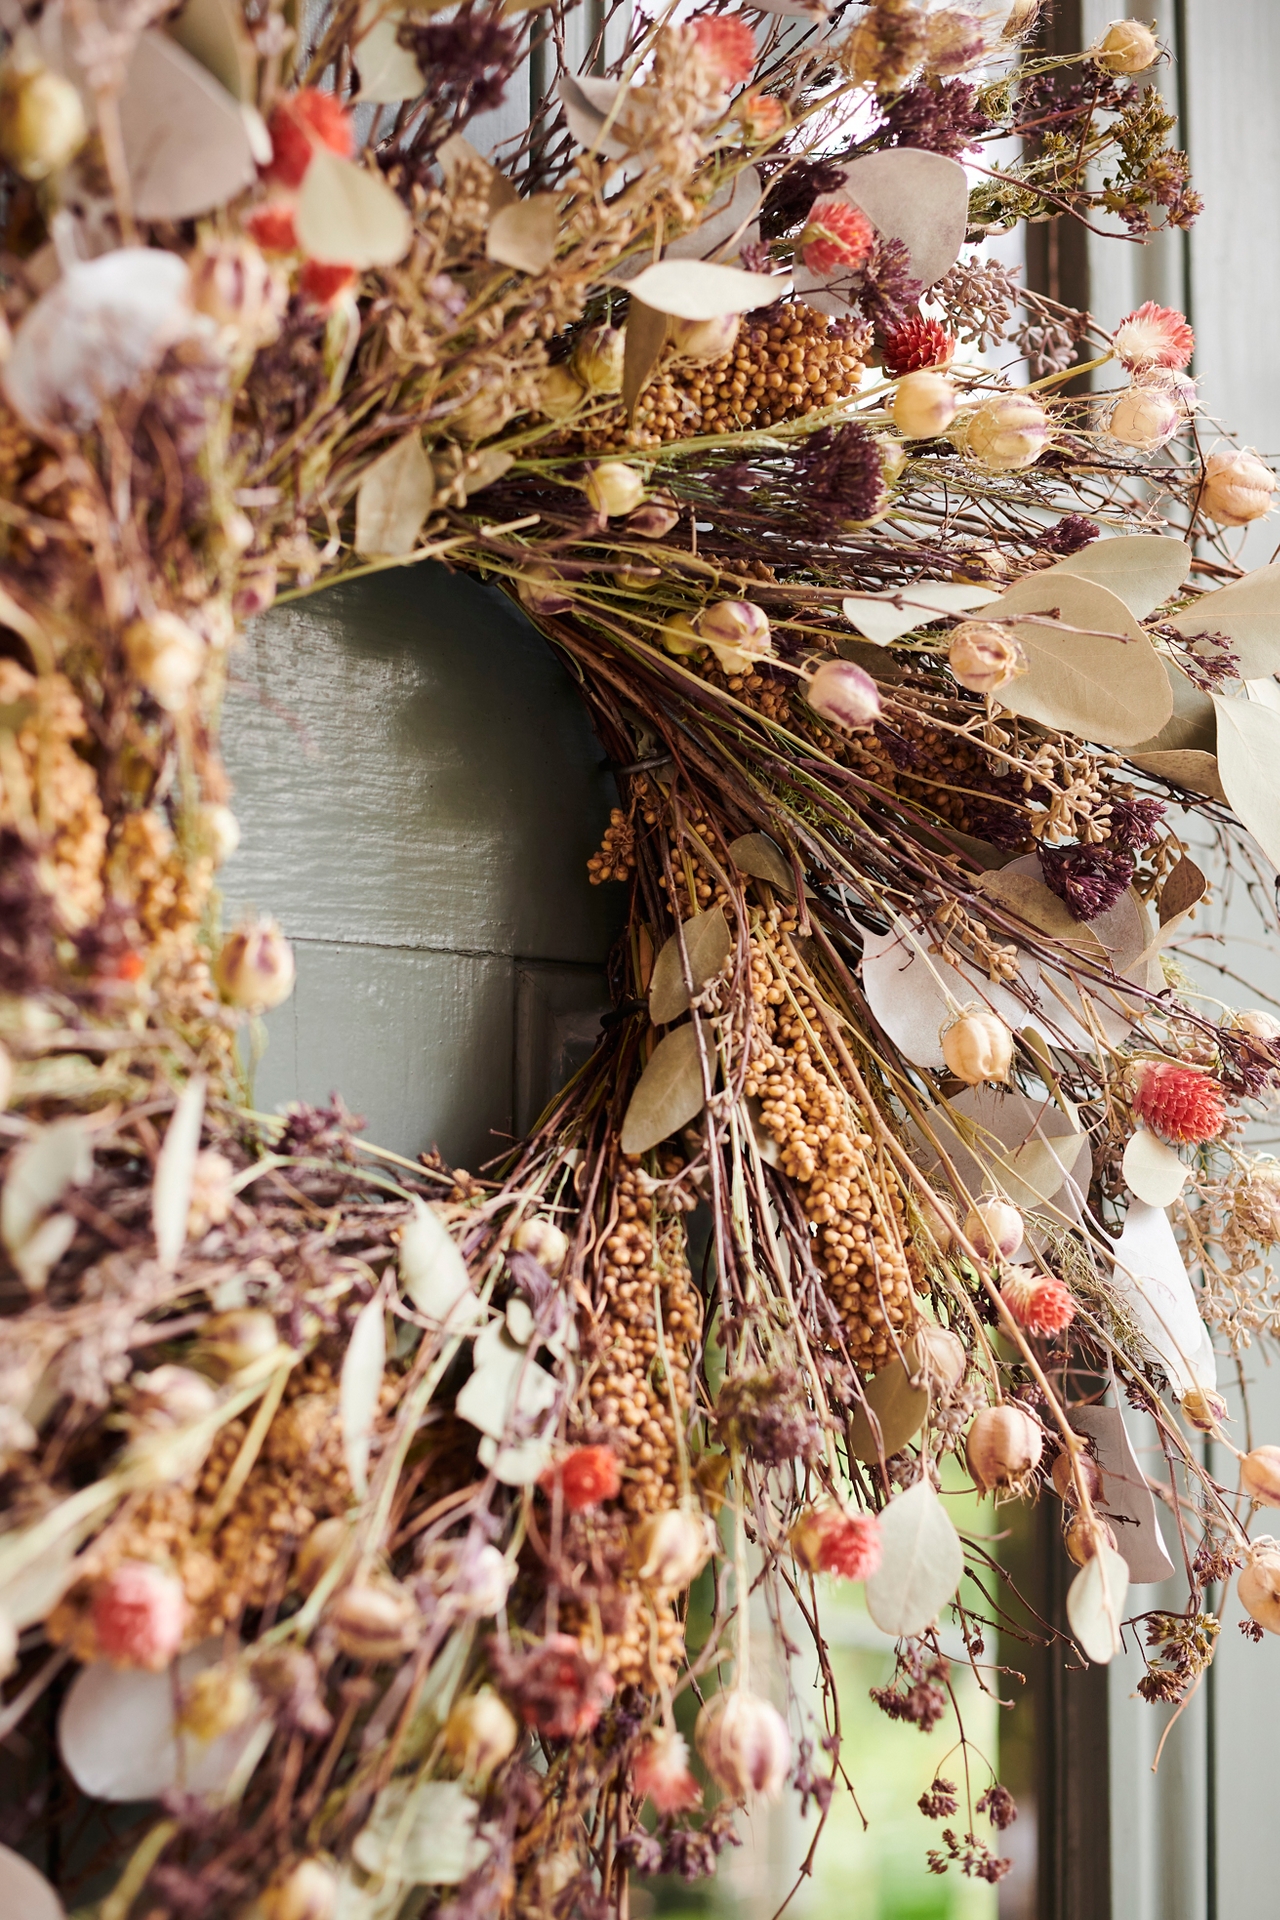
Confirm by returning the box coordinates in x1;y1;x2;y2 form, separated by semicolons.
0;1844;64;1920
340;1296;386;1499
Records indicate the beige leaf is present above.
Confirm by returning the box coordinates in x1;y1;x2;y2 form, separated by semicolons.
1133;658;1215;754
1049;534;1191;621
487;194;559;274
120;31;256;221
620;1023;707;1155
623;298;669;421
1;1118;93;1267
355;8;424;102
558;73;637;159
354;433;435;558
1122;1127;1188;1208
152;1074;206;1271
1065;1540;1129;1664
842;581;992;647
1160;854;1207;924
340;1295;386;1499
0;1842;65;1920
649;907;732;1024
849;1358;929;1463
864;1479;964;1638
399;1197;481;1327
729;832;796;895
1129;748;1225;803
625;259;788;322
663;168;763;264
167;0;256;100
295;145;412;268
1211;694;1280;871
974;870;1106;960
1167;562;1280;681
860;923;1036;1072
977;574;1172;747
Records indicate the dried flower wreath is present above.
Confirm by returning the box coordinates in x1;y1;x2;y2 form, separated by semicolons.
1;1;1280;1915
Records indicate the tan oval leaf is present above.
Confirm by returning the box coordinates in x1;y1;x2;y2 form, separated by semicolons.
1160;854;1207;924
1129;748;1225;803
974;869;1106;960
1065;1539;1129;1664
625;259;788;322
152;1074;206;1271
295;146;412;268
649;907;732;1025
620;1023;707;1154
355;432;434;557
978;574;1172;747
1211;694;1280;871
842;581;992;647
623;298;669;420
167;0;256;100
1050;534;1191;621
864;1479;964;1638
1167;562;1280;681
0;1842;65;1920
355;8;424;102
1122;1127;1188;1208
729;832;796;894
340;1295;385;1499
487;194;558;274
121;31;256;220
849;1357;929;1463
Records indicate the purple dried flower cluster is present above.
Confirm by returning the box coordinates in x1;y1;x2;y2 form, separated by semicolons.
1038;842;1135;920
797;422;886;530
1106;796;1165;851
870;1640;951;1733
976;1783;1018;1831
618;1804;741;1881
883;80;994;157
919;1776;960;1819
402;2;523;149
927;1830;1013;1883
1039;513;1099;555
857;234;925;332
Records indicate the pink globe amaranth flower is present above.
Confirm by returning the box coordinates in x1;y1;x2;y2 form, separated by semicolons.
1000;1269;1076;1337
633;1728;703;1814
792;1506;882;1580
499;1631;614;1739
800;198;876;276
1131;1060;1226;1145
695;1688;791;1801
735;86;784;140
538;1444;621;1512
91;1561;187;1669
1112;301;1194;372
691;14;757;86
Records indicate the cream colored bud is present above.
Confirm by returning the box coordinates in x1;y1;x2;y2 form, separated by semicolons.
571;324;625;394
586;461;646;519
892;369;958;439
964;1196;1024;1260
1237;1540;1280;1635
188;1148;234;1239
215;915;296;1011
1051;1447;1103;1507
1093;18;1159;73
626;492;681;539
517;565;574;617
199;1308;280;1379
634;1506;714;1590
941;1007;1013;1084
947;621;1027;695
963;392;1051;471
1180;1386;1229;1433
1241;1445;1280;1507
1200;448;1277;526
0;1039;11;1111
196;802;240;867
537;363;586;421
661;612;704;658
907;1322;966;1393
876;435;909;486
1137;364;1197;413
699;599;772;673
0;1607;15;1680
128;1364;219;1428
295;1517;349;1595
330;1577;421;1660
1234;1009;1280;1043
1106;383;1181;451
695;1689;791;1802
189;236;286;351
512;1215;570;1273
262;1859;339;1920
951;547;1007;585
122;612;204;712
451;387;514;444
444;1686;519;1781
1065;1510;1118;1567
179;1661;257;1741
614;561;662;590
807;658;881;731
0;63;87;181
668;312;741;363
965;1404;1043;1493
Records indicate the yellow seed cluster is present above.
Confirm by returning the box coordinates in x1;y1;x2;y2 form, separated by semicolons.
587;806;636;884
0;660;108;926
108;809;212;957
656;807;731;915
577;305;871;450
744;913;918;1365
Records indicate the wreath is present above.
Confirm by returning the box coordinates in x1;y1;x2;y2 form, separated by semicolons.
0;3;1278;1915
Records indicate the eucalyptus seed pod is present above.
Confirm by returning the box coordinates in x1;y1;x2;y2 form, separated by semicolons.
925;8;987;74
963;1196;1023;1260
0;60;87;181
122;612;204;712
1106;383;1181;451
443;1686;519;1781
1050;1446;1103;1507
512;1215;570;1273
261;1859;339;1920
127;1364;219;1429
1233;1008;1280;1043
668;312;741;363
1064;1510;1118;1567
450;386;514;443
586;460;646;518
699;599;772;673
295;1517;350;1594
1092;19;1159;73
634;1506;714;1590
198;1308;281;1378
1200;448;1277;526
965;1404;1043;1493
330;1577;421;1660
695;1689;791;1801
892;369;958;438
947;621;1027;695
907;1322;966;1393
806;658;881;730
215;915;296;1011
571;324;625;394
1241;1445;1280;1507
1237;1539;1280;1634
941;1007;1013;1084
962;392;1051;471
1180;1386;1229;1434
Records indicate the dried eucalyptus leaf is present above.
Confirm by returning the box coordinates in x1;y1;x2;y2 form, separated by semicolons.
1133;658;1216;754
625;259;788;321
839;149;969;286
864;1479;964;1638
558;73;634;159
0;1843;64;1920
663;168;763;263
152;1073;206;1271
1211;694;1280;871
1065;1541;1129;1664
842;581;991;647
0;1530;77;1631
355;8;424;102
296;146;412;268
486;194;558;274
1128;748;1225;803
649;906;731;1024
1049;534;1191;621
59;1642;262;1801
623;298;669;420
974;870;1106;959
978;574;1172;747
849;1358;929;1462
455;1329;557;1440
620;1022;706;1155
340;1296;386;1499
399;1197;481;1327
1167;562;1280;681
1122;1127;1188;1208
729;832;795;894
1071;1404;1174;1584
353;1778;485;1884
121;31;256;220
167;0;257;99
355;433;434;557
1159;854;1207;924
1111;1200;1216;1395
1;1117;93;1264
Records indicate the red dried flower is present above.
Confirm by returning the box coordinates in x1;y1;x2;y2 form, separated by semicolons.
538;1444;621;1511
691;14;757;86
1112;301;1194;372
1131;1061;1226;1145
790;1505;882;1580
881;315;954;376
245;202;299;254
1000;1269;1076;1336
496;1632;614;1738
800;198;876;276
632;1728;703;1814
262;88;354;189
91;1561;187;1669
300;261;358;308
735;86;785;141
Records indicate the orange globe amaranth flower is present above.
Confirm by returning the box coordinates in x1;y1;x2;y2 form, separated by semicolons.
633;1729;703;1814
800;198;876;276
538;1444;622;1512
691;13;757;85
1131;1061;1226;1145
245;202;299;254
735;86;785;141
263;88;355;189
1112;301;1194;372
300;261;358;308
881;314;955;376
1000;1270;1076;1336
